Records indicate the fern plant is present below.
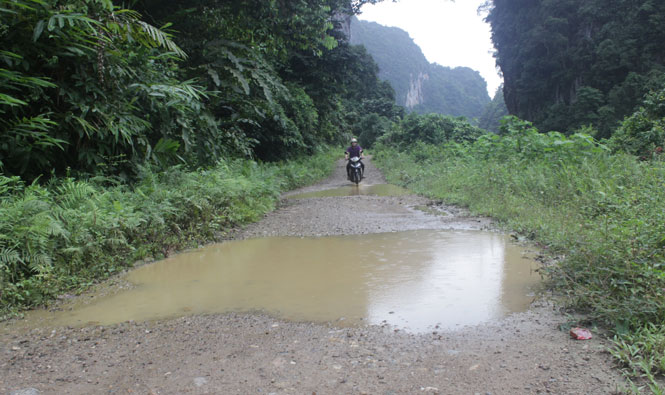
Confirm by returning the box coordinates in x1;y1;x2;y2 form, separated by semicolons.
0;0;219;179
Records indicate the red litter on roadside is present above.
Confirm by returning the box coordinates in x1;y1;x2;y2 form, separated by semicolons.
570;327;593;340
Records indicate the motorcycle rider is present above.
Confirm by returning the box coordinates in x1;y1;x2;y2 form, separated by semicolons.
344;137;364;180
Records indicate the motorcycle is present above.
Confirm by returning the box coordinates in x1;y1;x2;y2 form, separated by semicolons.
348;156;363;184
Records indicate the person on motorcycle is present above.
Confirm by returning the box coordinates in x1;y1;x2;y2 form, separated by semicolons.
344;137;364;180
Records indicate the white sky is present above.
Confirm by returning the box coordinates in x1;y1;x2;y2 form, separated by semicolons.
357;0;502;97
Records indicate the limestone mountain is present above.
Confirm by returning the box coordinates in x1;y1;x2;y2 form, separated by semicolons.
486;0;665;137
350;18;490;120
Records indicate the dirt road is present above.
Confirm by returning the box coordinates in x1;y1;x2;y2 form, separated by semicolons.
1;158;623;394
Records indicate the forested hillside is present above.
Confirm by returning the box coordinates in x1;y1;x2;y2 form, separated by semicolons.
350;18;490;120
486;0;665;137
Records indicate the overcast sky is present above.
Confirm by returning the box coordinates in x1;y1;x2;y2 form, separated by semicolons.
357;0;502;97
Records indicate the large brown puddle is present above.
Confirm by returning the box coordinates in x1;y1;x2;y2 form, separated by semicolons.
287;184;411;199
24;230;539;333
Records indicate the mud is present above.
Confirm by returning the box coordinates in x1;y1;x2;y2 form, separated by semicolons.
19;231;540;332
0;157;624;394
285;183;411;199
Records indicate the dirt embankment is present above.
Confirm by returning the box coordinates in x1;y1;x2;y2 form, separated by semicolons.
1;157;623;394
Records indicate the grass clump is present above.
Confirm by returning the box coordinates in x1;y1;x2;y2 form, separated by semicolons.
611;323;665;393
0;149;337;316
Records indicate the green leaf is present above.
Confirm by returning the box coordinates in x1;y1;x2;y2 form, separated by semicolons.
227;67;250;95
33;20;45;42
207;68;221;87
0;93;28;107
322;35;338;50
46;15;56;31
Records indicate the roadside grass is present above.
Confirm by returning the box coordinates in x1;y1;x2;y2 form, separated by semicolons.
374;123;665;388
611;323;665;393
0;148;338;317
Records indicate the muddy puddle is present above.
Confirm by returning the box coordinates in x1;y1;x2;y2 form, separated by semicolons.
287;183;410;199
19;230;540;333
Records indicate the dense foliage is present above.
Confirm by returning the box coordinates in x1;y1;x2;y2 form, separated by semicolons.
486;0;665;137
0;149;338;315
0;0;399;180
350;18;490;119
379;113;487;148
133;0;402;162
0;0;207;180
609;84;665;159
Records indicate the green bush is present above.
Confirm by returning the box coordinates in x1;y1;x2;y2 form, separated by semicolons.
609;85;665;159
378;113;487;149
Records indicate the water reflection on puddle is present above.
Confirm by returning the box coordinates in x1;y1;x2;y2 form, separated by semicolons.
28;230;540;333
287;184;411;199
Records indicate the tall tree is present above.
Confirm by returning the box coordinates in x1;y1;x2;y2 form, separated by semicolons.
135;0;400;160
